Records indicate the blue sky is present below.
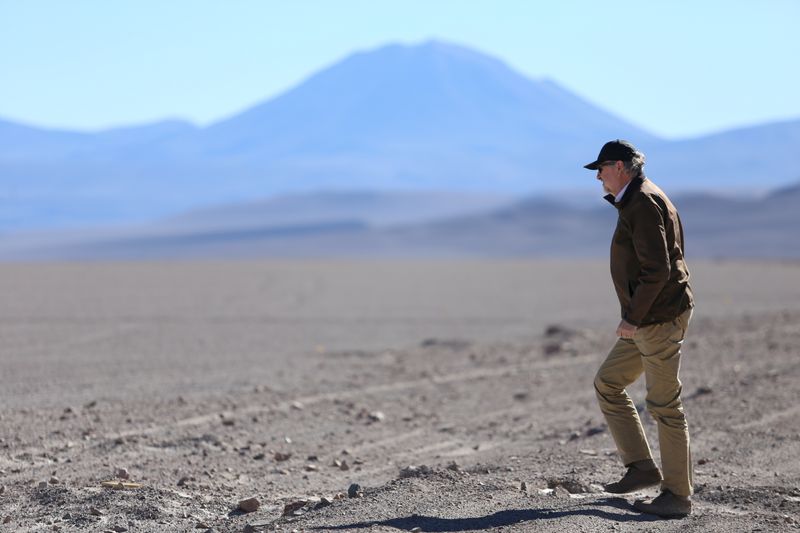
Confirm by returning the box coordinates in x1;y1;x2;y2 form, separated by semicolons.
1;0;798;139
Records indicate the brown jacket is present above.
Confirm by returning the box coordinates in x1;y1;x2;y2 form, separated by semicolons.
606;176;693;326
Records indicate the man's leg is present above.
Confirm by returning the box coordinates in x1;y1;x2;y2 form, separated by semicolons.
636;308;693;497
594;338;654;467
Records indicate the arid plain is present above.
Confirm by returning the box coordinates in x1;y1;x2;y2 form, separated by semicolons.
1;259;798;532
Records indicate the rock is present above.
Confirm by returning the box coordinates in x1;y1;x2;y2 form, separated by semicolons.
2;516;10;524
222;419;235;427
411;528;422;533
177;476;193;486
347;483;363;498
316;496;333;509
195;522;210;529
399;465;433;478
274;452;292;462
0;485;4;495
446;461;460;472
585;426;606;437
547;478;591;494
243;522;271;532
238;497;260;513
520;481;528;493
339;460;350;471
553;485;571;498
290;401;304;410
543;342;562;355
38;481;48;489
304;464;319;472
111;527;128;533
368;411;385;423
282;500;308;516
116;468;130;480
90;507;104;516
253;453;266;460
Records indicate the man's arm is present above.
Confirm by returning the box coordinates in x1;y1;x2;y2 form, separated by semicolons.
624;198;671;327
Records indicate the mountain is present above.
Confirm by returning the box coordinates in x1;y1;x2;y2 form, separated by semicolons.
1;40;800;232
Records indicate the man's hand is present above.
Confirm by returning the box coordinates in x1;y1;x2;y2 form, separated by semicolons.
616;319;638;339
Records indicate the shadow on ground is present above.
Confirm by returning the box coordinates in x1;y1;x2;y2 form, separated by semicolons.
313;497;664;531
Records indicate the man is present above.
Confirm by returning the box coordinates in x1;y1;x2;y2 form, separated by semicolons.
584;140;694;518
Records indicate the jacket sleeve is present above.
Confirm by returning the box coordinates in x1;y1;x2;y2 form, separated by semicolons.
624;197;671;326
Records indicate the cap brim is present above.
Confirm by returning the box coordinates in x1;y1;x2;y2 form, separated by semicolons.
583;160;601;170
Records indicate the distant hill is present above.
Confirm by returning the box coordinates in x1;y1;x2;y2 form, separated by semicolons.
3;182;798;260
1;40;800;231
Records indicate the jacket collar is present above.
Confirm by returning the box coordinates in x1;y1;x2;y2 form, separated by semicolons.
605;176;645;209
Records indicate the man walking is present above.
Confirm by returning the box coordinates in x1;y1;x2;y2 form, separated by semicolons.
584;140;695;518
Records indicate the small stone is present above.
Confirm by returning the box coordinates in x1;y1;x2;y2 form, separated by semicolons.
177;476;193;486
222;419;235;427
116;468;130;480
282;500;308;516
399;465;433;478
111;527;128;533
305;464;319;472
253;453;266;461
274;452;292;462
585;426;606;437
520;481;528;493
316;496;333;509
368;411;385;423
2;516;10;524
290;401;304;410
553;485;571;498
339;460;350;471
284;436;292;444
90;507;104;516
446;461;460;472
238;497;260;513
0;485;5;494
195;522;210;529
411;528;422;533
38;481;48;489
347;483;363;498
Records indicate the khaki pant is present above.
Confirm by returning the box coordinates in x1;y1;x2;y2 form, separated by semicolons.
594;308;694;496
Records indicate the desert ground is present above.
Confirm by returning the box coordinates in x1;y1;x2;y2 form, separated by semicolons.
0;259;798;532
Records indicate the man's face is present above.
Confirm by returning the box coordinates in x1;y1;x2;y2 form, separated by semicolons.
596;161;628;195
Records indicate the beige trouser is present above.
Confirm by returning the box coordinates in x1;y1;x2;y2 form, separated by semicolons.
594;307;694;496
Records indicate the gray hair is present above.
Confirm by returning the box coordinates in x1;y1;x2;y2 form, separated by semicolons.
622;150;646;178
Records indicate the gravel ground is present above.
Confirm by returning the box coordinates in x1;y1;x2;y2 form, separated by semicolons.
0;260;798;532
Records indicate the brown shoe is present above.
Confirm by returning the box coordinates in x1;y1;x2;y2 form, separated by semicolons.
603;465;662;494
633;489;692;518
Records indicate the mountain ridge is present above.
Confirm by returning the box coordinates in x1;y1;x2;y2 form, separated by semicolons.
1;40;799;231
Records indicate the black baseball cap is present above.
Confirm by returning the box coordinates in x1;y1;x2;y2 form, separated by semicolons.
583;139;638;170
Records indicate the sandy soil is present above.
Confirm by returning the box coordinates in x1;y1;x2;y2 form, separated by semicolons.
0;260;798;532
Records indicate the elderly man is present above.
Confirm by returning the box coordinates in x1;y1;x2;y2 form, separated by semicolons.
584;140;694;518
